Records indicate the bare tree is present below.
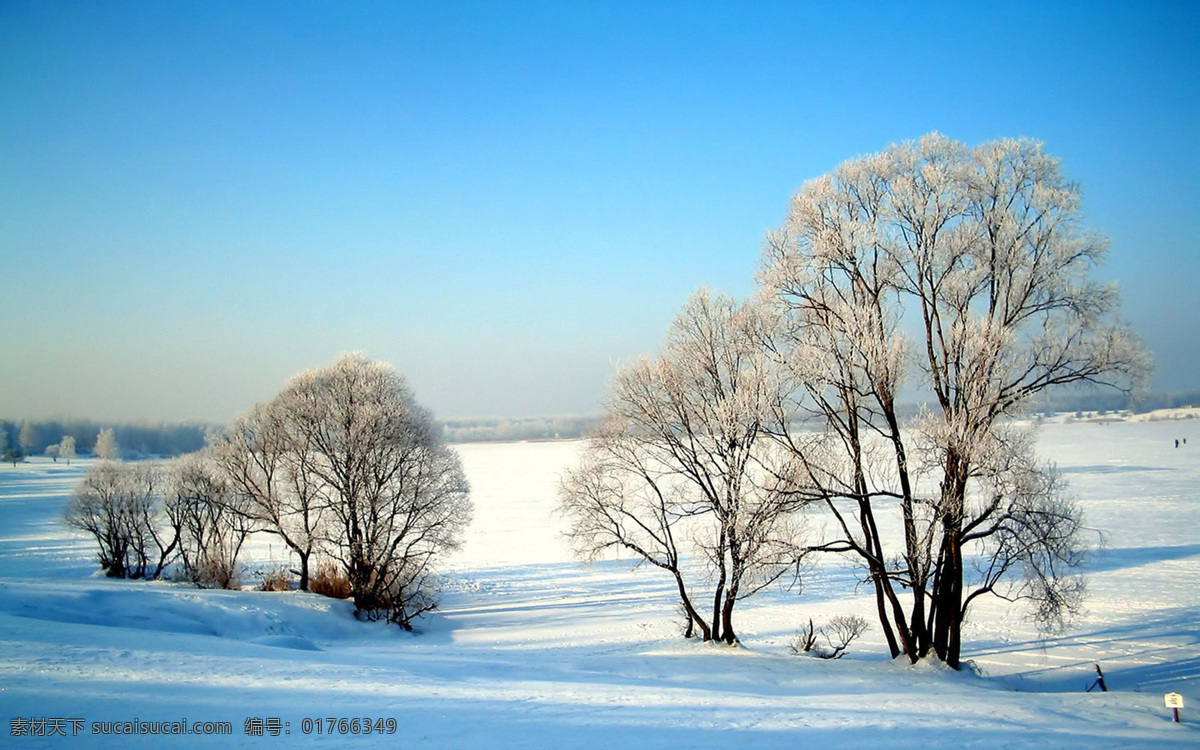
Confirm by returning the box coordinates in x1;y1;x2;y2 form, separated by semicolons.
59;435;76;465
559;290;808;644
165;452;253;589
65;461;178;579
759;133;1149;668
210;402;325;591
256;354;471;628
560;420;713;638
19;420;39;458
93;428;119;460
789;615;869;659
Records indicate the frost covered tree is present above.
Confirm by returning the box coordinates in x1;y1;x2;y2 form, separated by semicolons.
19;420;39;457
758;133;1149;668
93;428;119;460
65;462;178;579
215;354;471;627
279;354;471;627
1;426;17;466
211;402;325;591
59;435;76;465
559;290;808;644
165;452;253;589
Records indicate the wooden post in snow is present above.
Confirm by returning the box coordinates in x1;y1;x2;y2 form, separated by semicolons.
1165;692;1183;723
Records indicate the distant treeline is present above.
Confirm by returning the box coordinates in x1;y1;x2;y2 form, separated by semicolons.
4;391;1196;458
439;415;602;443
434;391;1197;442
0;419;214;460
1031;389;1200;416
0;414;604;459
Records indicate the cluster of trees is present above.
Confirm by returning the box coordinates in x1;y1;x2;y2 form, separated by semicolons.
2;412;618;462
43;435;78;464
1035;389;1198;416
53;134;1150;659
2;426;119;466
65;354;472;629
0;419;210;462
559;134;1148;668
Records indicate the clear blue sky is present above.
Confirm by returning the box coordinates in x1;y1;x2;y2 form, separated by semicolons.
2;1;1197;422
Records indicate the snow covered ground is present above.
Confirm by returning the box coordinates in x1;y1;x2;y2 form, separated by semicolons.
1;421;1197;747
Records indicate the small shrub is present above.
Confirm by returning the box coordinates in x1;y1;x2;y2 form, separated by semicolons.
257;567;293;592
822;614;869;658
349;565;439;629
788;618;820;655
789;614;869;659
187;557;238;590
310;562;352;599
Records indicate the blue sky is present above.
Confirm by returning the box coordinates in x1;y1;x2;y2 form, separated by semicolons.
2;1;1197;422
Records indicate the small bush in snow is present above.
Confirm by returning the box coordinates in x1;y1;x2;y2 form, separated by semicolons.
257;567;293;592
184;556;239;590
789;615;869;660
790;618;820;655
310;562;352;600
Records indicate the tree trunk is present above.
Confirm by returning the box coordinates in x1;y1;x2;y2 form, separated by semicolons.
857;493;917;663
673;570;710;641
882;402;929;657
931;530;963;668
871;571;901;658
720;585;738;645
931;462;968;669
297;549;311;592
710;527;728;643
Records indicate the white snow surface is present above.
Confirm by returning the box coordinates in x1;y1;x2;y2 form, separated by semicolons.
1;422;1198;747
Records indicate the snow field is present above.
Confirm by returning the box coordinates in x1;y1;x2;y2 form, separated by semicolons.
0;421;1197;747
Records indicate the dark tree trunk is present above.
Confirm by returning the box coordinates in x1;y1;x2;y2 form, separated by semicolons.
883;400;929;657
297;549;311;592
673;570;710;641
871;571;901;658
720;586;738;645
931;533;964;669
710;527;728;643
931;460;968;669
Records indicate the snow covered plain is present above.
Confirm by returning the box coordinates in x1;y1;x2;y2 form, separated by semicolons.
1;421;1197;747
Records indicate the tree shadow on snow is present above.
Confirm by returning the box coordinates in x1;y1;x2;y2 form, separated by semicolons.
1060;464;1176;475
970;605;1200;694
1083;543;1200;574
